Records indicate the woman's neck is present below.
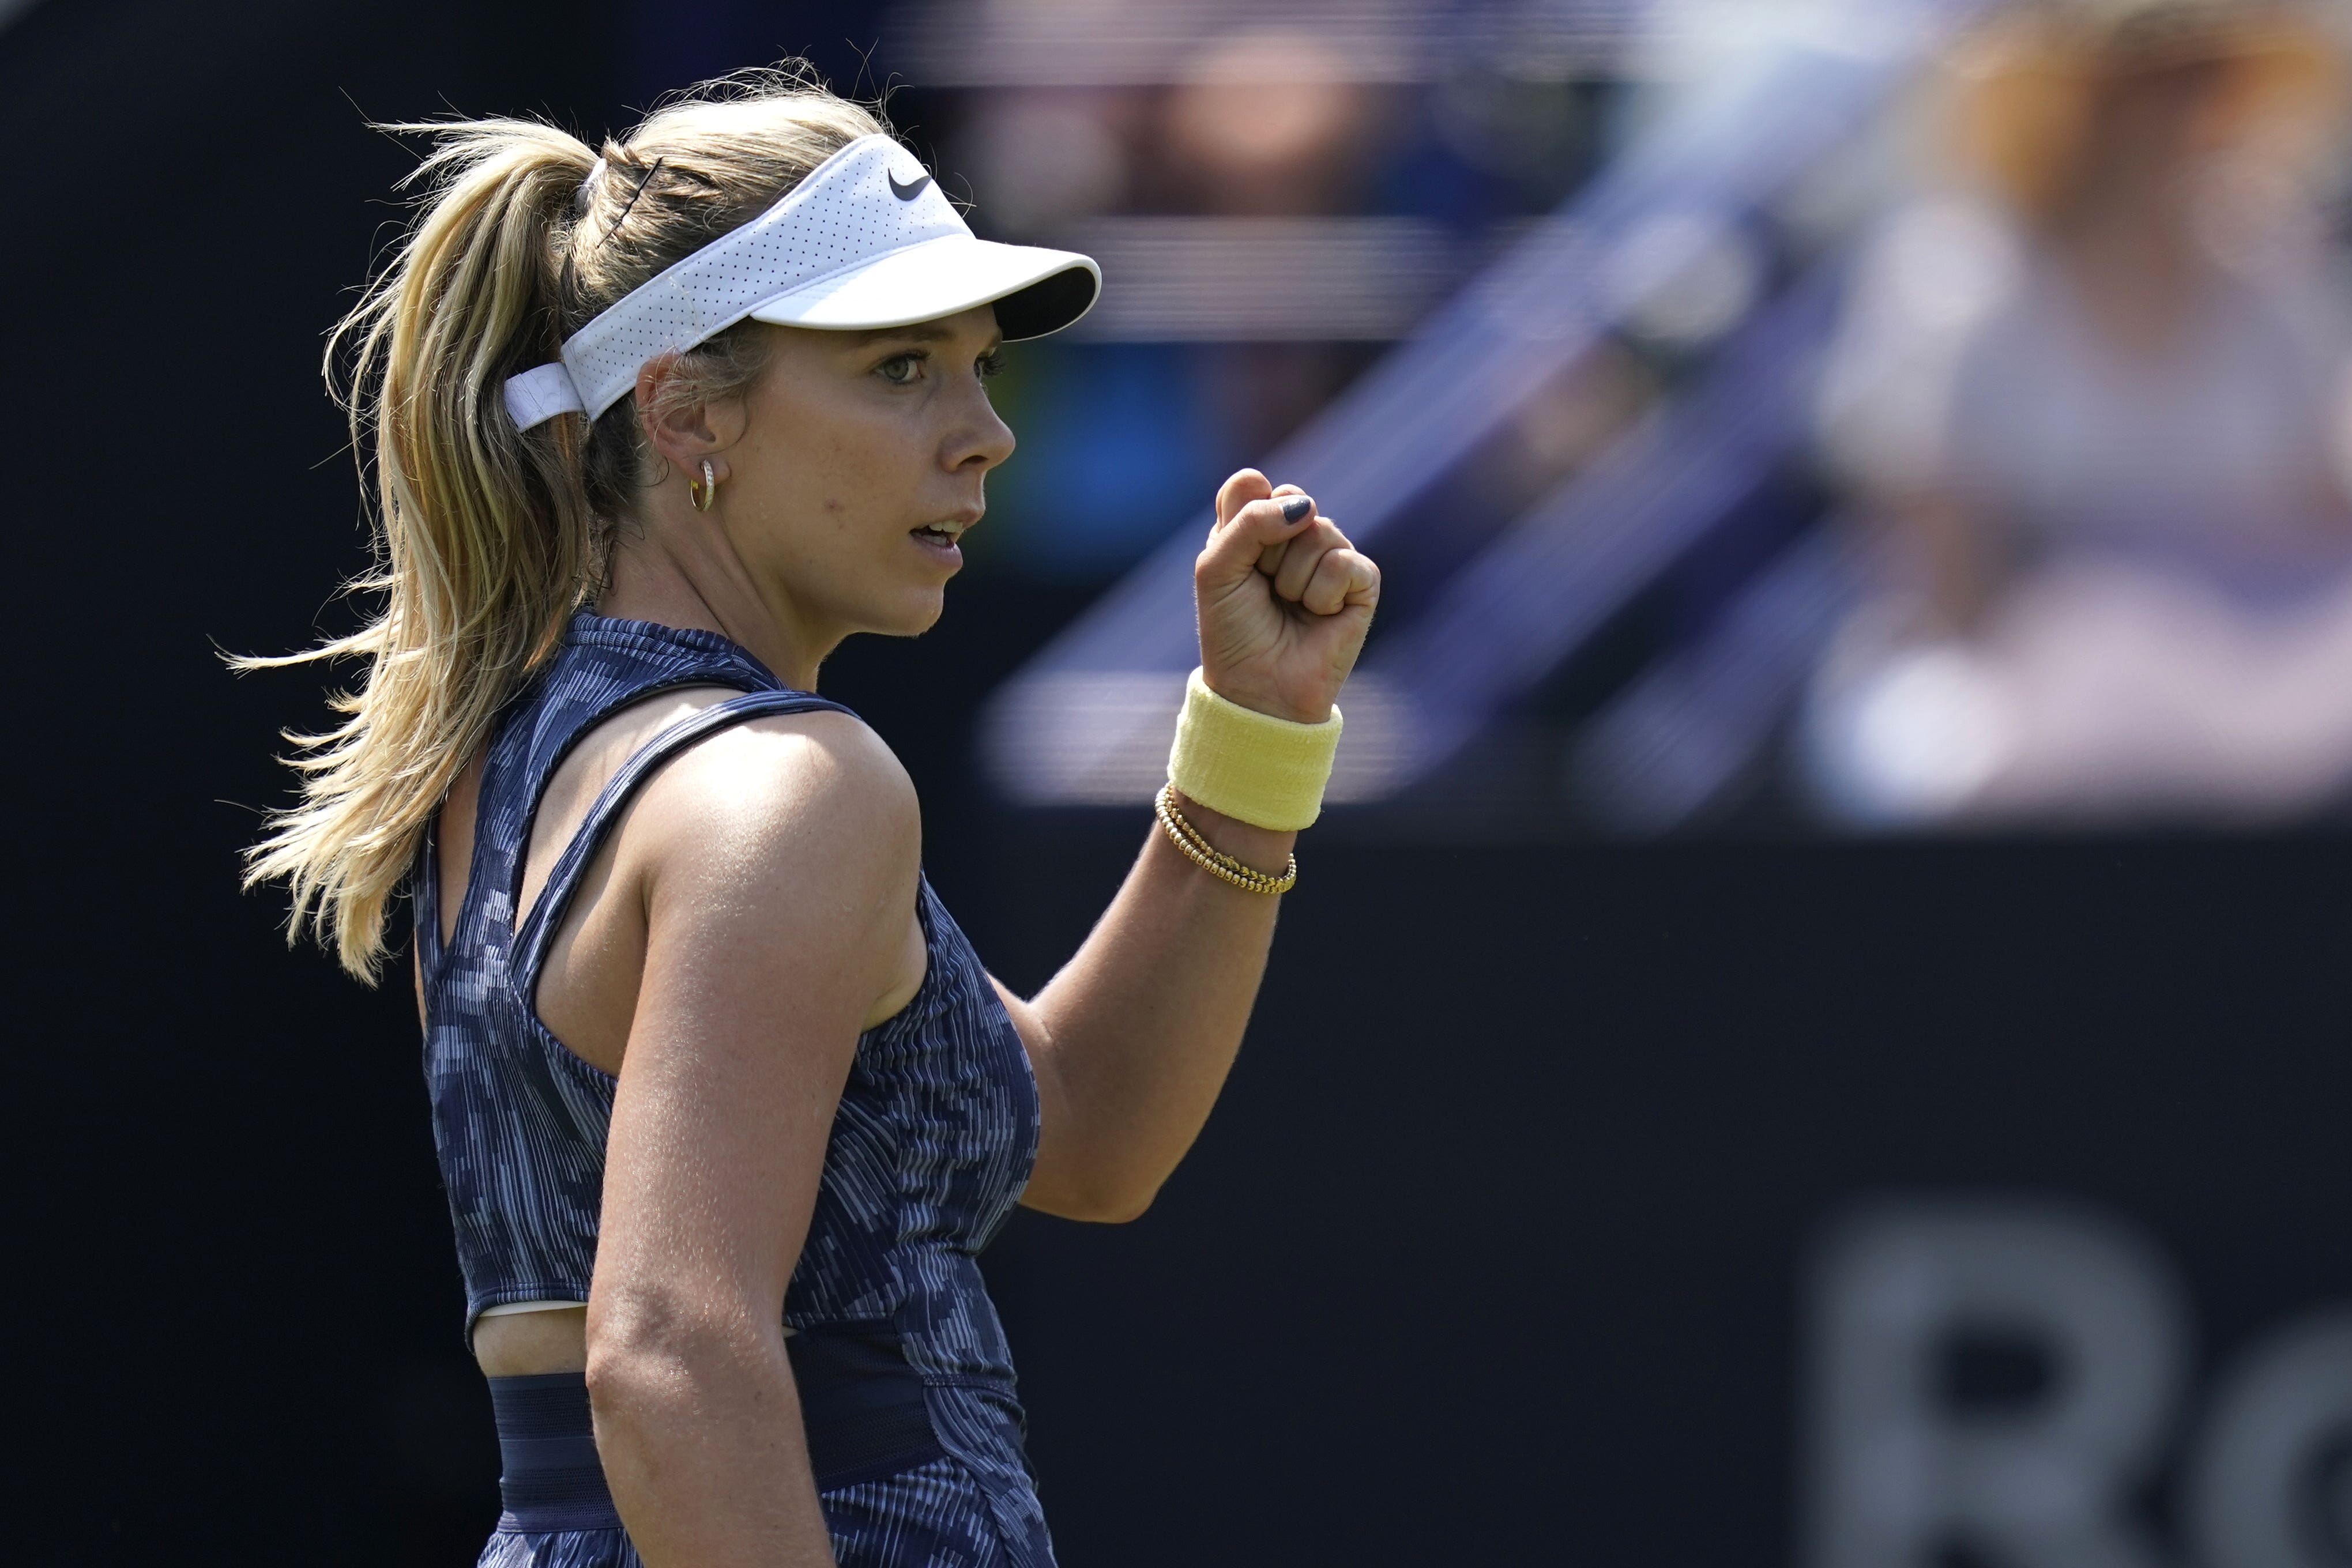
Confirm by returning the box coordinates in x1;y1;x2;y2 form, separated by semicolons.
598;515;835;691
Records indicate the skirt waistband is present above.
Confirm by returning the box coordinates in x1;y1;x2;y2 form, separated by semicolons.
486;1374;621;1532
489;1322;984;1533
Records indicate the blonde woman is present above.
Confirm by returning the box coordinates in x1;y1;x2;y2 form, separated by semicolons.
1808;0;2352;823
247;70;1378;1568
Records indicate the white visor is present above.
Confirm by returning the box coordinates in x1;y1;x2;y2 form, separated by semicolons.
503;134;1100;431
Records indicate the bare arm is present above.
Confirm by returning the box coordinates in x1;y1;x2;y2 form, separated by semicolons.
1008;470;1381;1222
586;714;921;1567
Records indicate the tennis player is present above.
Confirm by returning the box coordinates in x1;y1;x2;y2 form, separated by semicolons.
247;69;1378;1568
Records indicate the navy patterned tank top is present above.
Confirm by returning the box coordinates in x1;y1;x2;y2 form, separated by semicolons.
415;612;1052;1562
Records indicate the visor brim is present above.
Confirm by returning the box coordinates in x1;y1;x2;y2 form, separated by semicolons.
746;235;1100;341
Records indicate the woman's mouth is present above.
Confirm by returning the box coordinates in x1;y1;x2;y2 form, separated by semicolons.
910;522;968;557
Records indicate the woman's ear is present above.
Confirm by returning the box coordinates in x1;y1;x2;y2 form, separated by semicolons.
635;352;750;475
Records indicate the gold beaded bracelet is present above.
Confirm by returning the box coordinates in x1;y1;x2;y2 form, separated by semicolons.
1154;783;1299;896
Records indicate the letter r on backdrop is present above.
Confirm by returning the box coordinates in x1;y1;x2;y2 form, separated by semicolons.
1801;1200;2188;1568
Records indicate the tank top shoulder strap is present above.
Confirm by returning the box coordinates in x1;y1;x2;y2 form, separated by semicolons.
507;689;856;993
419;614;853;988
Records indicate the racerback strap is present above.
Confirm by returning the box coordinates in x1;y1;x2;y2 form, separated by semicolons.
510;689;857;997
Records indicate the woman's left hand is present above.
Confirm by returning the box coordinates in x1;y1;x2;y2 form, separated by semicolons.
1194;468;1382;723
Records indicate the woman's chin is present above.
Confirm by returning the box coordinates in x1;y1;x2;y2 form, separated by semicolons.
874;586;949;638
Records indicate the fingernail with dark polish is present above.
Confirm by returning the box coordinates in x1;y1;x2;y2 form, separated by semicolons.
1281;498;1312;523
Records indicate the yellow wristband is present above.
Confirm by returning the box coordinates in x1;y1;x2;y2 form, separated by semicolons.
1165;668;1342;832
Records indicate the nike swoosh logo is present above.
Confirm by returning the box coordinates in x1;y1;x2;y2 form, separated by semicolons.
889;171;933;202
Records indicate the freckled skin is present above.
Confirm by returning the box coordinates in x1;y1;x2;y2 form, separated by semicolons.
710;318;1010;669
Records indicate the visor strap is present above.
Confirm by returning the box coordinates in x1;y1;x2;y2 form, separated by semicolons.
504;363;587;432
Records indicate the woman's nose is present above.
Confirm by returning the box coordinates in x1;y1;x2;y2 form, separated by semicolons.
950;388;1017;473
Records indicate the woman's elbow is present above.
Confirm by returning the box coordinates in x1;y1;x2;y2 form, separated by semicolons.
583;1288;752;1404
583;1301;674;1408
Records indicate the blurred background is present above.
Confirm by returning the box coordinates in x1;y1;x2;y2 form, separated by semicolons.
6;0;2349;1562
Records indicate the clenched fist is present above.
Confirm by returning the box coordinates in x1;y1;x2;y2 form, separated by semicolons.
1193;469;1381;723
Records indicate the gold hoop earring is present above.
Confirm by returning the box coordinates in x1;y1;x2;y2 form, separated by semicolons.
689;459;718;514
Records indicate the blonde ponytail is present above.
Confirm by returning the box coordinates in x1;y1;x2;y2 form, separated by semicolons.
244;68;887;980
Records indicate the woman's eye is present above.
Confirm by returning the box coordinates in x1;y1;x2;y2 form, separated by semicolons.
977;350;1007;380
877;352;926;385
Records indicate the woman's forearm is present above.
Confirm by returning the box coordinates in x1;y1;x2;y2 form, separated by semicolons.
1015;790;1294;1219
1013;472;1378;1219
589;1323;838;1566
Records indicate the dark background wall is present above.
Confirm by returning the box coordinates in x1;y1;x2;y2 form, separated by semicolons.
1;5;620;1561
6;3;2346;1565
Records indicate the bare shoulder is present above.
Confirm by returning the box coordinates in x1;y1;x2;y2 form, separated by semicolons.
624;707;920;909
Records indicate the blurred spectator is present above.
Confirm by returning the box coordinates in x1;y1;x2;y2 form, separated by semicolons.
1155;30;1387;461
1155;28;1375;215
1808;0;2352;826
957;27;1388;576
